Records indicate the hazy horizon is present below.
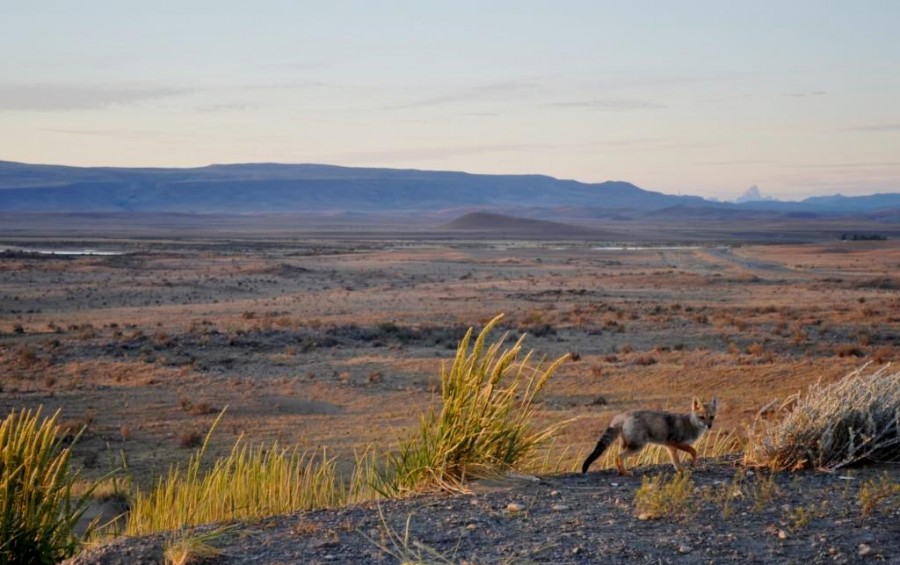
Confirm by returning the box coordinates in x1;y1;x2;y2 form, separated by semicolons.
3;1;898;201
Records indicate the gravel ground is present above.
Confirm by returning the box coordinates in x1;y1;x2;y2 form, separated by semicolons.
66;460;899;565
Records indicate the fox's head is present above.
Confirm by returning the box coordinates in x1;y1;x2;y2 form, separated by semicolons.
691;396;718;430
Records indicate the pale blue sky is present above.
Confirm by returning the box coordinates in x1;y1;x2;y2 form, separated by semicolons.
2;1;898;199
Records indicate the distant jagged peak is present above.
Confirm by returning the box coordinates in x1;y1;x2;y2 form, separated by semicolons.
734;185;775;203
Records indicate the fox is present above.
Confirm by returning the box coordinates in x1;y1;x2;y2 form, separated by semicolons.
581;396;717;476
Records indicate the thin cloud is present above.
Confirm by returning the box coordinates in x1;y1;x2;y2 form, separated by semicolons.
545;99;665;111
330;142;552;163
194;103;257;112
782;91;827;97
785;161;900;169
38;127;174;139
0;83;190;111
383;80;536;110
698;159;777;166
843;123;900;132
227;80;335;91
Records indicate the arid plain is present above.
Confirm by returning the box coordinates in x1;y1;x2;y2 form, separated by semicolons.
1;235;898;487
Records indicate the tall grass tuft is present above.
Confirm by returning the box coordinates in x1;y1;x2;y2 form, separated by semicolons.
382;314;570;494
744;364;900;471
127;411;348;535
1;407;94;564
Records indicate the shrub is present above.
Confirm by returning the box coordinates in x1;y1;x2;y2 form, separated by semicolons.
1;408;95;564
744;364;900;470
381;314;569;494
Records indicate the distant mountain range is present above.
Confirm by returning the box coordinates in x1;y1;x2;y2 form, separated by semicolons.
0;160;898;223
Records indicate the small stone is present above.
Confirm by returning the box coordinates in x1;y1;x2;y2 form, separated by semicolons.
678;545;693;554
637;513;652;521
778;529;788;540
466;523;477;530
507;502;525;513
610;482;619;487
551;504;570;512
572;547;581;555
550;490;560;496
858;543;871;556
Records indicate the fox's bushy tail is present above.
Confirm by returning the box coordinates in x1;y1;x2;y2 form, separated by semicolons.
581;425;620;474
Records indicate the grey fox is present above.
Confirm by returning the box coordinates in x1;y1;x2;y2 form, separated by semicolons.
581;397;717;476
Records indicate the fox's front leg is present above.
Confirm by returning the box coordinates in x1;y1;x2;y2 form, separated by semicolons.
664;445;683;471
675;443;698;466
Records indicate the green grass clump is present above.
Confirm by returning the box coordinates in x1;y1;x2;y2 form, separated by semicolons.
1;407;94;564
382;314;569;494
127;411;349;535
633;471;696;520
744;364;900;471
858;471;900;521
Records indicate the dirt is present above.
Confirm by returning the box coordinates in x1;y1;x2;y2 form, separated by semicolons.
66;460;900;564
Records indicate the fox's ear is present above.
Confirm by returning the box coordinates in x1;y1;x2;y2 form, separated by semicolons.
692;396;702;411
709;397;718;411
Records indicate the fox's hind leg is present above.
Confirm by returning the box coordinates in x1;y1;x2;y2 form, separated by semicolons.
615;445;642;476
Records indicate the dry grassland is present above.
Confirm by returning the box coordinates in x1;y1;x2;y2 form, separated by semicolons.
1;239;897;486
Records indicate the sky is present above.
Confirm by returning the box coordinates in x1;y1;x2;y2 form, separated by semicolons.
2;1;899;201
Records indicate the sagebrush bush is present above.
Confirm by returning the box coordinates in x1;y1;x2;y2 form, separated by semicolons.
381;314;569;494
744;364;900;470
1;407;94;564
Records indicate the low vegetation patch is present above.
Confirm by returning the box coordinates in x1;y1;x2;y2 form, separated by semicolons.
857;471;900;521
126;315;568;534
0;408;95;564
127;413;349;535
380;314;570;494
744;364;900;470
633;471;697;521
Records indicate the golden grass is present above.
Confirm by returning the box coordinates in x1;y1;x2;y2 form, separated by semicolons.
127;411;351;535
633;471;696;520
163;528;228;565
858;471;900;521
379;314;570;494
0;407;96;564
